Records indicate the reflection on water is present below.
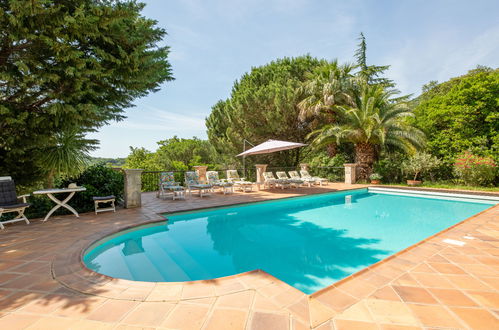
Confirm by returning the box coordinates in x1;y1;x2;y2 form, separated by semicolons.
84;190;493;294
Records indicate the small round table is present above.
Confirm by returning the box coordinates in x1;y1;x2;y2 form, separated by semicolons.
33;187;86;222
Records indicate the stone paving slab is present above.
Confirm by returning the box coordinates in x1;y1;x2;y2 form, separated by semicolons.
0;184;498;329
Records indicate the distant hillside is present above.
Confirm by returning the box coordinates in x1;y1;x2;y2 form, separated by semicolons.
89;157;126;167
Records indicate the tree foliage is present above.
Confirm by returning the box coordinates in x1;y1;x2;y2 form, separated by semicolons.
206;55;324;167
413;67;499;169
124;137;221;171
0;0;173;184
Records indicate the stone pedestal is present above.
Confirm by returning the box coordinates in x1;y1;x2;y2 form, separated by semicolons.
193;166;208;183
124;169;143;208
344;163;357;185
255;164;268;190
300;163;310;172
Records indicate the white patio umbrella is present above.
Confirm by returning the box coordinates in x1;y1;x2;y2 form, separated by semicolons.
237;139;307;157
237;139;307;174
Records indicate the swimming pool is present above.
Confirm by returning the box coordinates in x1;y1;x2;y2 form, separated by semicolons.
83;188;497;294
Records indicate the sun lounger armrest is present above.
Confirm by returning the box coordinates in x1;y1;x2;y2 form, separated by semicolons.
18;194;30;203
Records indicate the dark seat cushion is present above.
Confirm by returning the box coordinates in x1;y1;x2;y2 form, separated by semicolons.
0;180;18;206
93;195;116;201
0;203;30;209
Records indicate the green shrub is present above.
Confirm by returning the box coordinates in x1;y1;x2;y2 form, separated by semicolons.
24;164;124;219
373;153;406;183
454;152;497;186
402;152;442;181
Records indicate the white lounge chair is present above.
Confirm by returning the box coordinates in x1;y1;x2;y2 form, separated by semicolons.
288;171;316;187
263;172;291;189
276;171;303;188
300;170;329;186
226;170;253;192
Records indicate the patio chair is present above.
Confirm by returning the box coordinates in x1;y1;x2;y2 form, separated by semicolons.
185;171;212;197
157;172;185;200
300;170;329;186
276;171;303;188
207;171;234;195
263;172;291;190
0;177;30;230
289;171;316;187
226;170;253;192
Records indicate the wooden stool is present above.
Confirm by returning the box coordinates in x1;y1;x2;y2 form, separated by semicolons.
93;195;116;214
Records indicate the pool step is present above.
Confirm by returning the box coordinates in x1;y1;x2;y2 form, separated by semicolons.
143;238;192;281
152;235;213;280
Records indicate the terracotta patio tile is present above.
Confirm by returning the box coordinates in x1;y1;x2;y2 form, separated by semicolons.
217;290;254;310
450;307;499;329
314;289;357;311
337;279;378;299
19;294;69;314
335;301;374;322
409;263;435;274
444;274;492;290
252;293;283;312
291;317;310;330
427;262;466;274
308;298;336;328
479;276;499;290
409;272;455;289
365;299;421;326
273;288;306;308
249;311;289;330
146;284;182;301
181;282;216;299
334;319;378;330
52;295;107;318
25;315;79;329
160;304;210;329
69;319;115;329
0;313;42;329
391;286;437;304
0;291;40;312
86;299;139;323
379;324;422;330
369;286;402;301
459;263;499;276
407;303;464;328
428;287;478;307
285;297;309;325
120;301;175;326
466;290;499;309
203;308;248;330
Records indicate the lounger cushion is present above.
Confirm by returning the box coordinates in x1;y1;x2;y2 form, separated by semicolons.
0;180;18;205
0;202;30;209
93;195;116;201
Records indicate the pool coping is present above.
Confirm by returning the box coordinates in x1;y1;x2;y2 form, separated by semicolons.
50;185;499;328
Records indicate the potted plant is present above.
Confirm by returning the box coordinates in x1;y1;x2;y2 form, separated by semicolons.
402;152;441;186
369;173;382;184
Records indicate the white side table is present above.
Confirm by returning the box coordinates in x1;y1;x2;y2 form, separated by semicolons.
33;187;86;221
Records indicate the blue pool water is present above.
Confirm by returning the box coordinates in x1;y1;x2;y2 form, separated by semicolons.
84;189;495;294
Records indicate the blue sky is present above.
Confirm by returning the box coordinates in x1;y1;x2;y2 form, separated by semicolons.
89;0;499;158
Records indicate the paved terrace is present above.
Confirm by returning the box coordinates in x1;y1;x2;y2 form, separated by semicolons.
1;184;499;329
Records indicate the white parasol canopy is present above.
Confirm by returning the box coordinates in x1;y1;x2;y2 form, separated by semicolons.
237;139;307;157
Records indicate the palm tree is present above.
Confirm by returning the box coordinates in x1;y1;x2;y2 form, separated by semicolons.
297;60;356;156
43;129;98;187
308;84;425;180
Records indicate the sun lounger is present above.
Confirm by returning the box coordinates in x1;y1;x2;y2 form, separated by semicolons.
276;171;303;188
157;172;185;200
300;170;329;186
185;171;212;197
263;172;291;189
207;171;234;194
288;171;316;187
226;170;253;192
